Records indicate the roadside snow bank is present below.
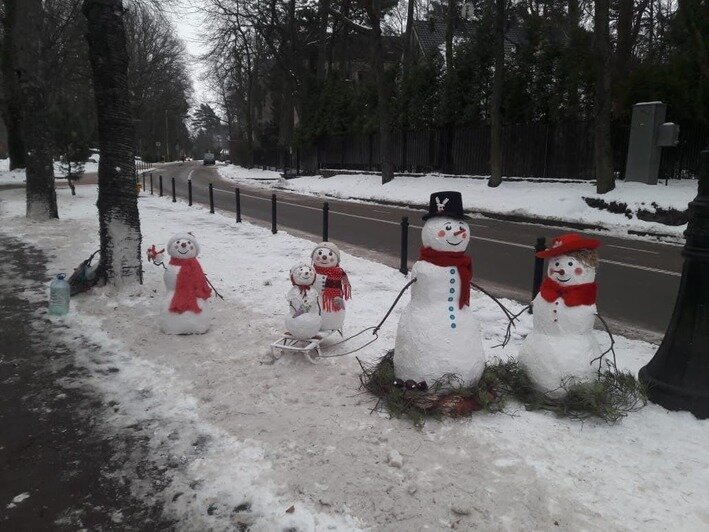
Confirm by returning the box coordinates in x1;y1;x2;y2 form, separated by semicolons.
1;185;708;530
219;165;696;241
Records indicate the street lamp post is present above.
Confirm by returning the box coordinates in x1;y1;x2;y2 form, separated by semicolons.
639;147;709;419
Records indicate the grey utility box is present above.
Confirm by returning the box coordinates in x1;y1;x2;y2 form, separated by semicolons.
625;102;679;185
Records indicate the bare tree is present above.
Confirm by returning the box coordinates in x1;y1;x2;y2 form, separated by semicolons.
10;0;59;219
594;0;614;193
0;3;25;170
488;0;505;188
83;0;142;284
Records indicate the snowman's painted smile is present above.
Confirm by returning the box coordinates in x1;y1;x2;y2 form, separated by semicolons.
555;276;571;283
177;249;190;255
445;239;463;246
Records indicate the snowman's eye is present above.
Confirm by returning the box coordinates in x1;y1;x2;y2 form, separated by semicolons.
555;262;559;266
328;252;333;256
445;225;452;231
568;261;573;266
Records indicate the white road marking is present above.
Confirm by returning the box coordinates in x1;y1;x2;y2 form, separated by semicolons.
608;244;659;255
211;186;680;277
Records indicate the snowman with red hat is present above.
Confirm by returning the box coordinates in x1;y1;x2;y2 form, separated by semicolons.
148;233;212;335
393;191;485;387
518;233;604;395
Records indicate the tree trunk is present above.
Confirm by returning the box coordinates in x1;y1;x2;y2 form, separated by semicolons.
12;0;58;219
0;2;25;170
366;0;394;184
445;0;456;71
613;0;633;117
83;0;142;285
488;0;505;188
317;0;331;80
402;0;415;81
594;0;614;194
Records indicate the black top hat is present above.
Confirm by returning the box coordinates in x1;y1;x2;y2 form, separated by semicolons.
422;191;470;221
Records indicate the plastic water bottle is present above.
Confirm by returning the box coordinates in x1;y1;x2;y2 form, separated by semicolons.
48;273;70;316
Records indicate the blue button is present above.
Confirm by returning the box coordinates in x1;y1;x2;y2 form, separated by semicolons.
449;306;454;311
450;269;455;274
450;288;455;294
451;323;457;329
450;315;455;320
450;279;455;284
448;297;453;302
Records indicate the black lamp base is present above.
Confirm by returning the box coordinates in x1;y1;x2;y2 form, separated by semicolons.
639;366;709;419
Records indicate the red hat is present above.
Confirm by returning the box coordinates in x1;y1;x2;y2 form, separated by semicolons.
536;233;600;258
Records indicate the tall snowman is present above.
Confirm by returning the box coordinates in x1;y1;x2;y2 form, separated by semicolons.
311;242;351;332
150;233;212;335
394;191;485;387
518;233;603;396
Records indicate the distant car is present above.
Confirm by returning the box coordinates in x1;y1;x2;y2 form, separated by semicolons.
203;152;215;166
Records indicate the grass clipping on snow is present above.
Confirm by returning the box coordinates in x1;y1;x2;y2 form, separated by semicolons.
360;352;646;426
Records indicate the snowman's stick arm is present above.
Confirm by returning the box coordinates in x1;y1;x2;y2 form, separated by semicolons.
372;278;417;335
592;313;617;373
494;304;532;349
205;275;224;300
471;282;516;322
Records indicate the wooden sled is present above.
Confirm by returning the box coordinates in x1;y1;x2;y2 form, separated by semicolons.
270;330;340;364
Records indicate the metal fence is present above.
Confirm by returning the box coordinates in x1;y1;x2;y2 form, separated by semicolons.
235;120;707;180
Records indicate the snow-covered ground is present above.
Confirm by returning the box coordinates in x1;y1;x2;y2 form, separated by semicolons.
1;184;708;530
219;165;696;241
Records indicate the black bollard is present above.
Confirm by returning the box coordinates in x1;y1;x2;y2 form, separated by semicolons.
142;173;146;191
150;173;154;195
235;188;242;223
188;179;192;206
271;194;278;234
209;183;215;213
171;177;176;202
639;147;709;419
529;237;547;313
159;175;163;197
322;202;330;242
400;216;409;275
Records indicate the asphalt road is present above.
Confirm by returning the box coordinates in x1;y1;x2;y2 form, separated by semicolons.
146;162;684;336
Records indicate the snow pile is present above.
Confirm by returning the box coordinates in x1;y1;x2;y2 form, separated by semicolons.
218;164;283;182
0;159;26;185
1;185;708;529
219;165;697;241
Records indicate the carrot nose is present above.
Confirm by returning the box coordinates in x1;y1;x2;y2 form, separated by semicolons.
453;229;466;237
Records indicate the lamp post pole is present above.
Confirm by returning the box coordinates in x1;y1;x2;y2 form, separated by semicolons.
639;147;709;418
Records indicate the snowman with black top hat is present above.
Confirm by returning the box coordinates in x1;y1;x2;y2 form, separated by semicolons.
393;191;485;388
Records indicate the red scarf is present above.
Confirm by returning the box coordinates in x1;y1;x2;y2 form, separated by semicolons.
539;277;597;307
313;264;351;312
419;247;472;309
169;257;212;314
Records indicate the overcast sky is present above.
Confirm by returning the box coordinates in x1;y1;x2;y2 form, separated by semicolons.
166;1;212;111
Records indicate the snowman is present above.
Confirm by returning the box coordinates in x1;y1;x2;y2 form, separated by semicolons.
393;191;485;387
285;264;322;340
518;233;603;396
150;233;212;335
311;242;351;332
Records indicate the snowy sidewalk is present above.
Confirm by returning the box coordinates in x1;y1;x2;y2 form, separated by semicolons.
0;235;170;529
1;185;708;530
219;165;695;242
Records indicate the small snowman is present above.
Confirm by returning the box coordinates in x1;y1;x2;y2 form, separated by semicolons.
394;191;485;387
518;233;603;396
311;242;351;332
150;233;212;335
285;264;322;340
